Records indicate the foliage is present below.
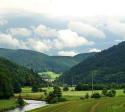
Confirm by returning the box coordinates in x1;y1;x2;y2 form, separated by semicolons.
13;81;22;93
53;86;62;97
17;95;25;106
61;41;125;84
85;93;89;99
0;57;43;99
63;86;69;91
106;89;116;97
32;84;39;92
0;73;13;99
102;88;108;96
123;88;125;94
91;92;101;98
46;86;62;104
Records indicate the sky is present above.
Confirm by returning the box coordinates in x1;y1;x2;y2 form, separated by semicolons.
0;0;125;56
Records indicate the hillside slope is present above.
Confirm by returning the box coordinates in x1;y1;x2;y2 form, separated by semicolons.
0;57;40;86
60;41;125;84
0;48;95;73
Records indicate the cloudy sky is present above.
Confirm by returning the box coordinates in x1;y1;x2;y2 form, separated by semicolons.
0;0;125;56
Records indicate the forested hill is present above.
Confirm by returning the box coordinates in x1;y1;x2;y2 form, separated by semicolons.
0;48;95;73
0;57;41;98
60;41;125;84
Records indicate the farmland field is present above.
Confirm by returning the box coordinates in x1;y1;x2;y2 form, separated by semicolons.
29;97;125;112
16;87;125;112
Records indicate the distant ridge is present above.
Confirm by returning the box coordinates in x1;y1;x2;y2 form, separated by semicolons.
60;41;125;84
0;48;95;73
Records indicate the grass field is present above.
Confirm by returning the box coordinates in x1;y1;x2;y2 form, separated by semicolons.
20;87;125;100
29;97;125;112
38;71;61;81
0;98;18;111
15;87;125;112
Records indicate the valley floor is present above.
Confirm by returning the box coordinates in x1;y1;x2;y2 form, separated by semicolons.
29;97;125;112
2;87;125;112
0;98;18;111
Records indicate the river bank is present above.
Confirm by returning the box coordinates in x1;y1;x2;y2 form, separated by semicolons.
7;99;47;112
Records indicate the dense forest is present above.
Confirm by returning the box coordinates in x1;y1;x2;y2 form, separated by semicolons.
0;57;42;99
60;41;125;84
0;48;95;73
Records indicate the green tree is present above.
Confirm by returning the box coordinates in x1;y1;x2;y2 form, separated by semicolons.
102;88;108;96
0;73;13;99
91;92;101;98
13;81;22;93
85;93;89;99
53;86;62;97
63;86;69;91
17;94;25;106
32;84;39;92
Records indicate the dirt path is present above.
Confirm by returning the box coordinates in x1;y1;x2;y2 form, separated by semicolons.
90;102;100;112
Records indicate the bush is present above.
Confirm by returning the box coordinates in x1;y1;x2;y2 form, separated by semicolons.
17;95;25;106
53;86;62;97
63;86;69;91
80;96;85;100
32;84;39;92
106;89;116;97
102;88;108;96
46;86;63;104
123;89;125;94
85;93;89;99
91;92;101;98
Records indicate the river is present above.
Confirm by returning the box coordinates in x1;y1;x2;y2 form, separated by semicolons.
7;100;47;112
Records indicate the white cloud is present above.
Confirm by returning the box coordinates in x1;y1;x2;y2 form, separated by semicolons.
68;21;106;39
9;27;31;37
106;19;125;39
35;24;57;38
58;50;78;56
27;38;50;52
55;29;94;49
89;48;101;52
0;0;125;17
0;17;7;25
34;24;94;50
0;33;27;48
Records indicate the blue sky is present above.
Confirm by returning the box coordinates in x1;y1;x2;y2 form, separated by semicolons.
0;0;125;56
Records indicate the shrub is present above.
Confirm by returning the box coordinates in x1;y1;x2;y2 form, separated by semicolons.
46;86;63;104
53;86;62;97
85;93;89;99
63;86;69;91
80;96;85;100
91;92;101;98
123;89;125;94
102;88;108;96
17;95;25;106
32;84;39;92
106;89;116;97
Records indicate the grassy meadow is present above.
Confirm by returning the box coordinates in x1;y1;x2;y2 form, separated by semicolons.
1;86;125;112
0;98;18;111
29;97;125;112
21;87;125;112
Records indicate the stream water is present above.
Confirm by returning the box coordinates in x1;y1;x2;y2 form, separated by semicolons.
7;99;47;112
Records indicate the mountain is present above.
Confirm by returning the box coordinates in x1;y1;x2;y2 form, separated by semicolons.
60;41;125;84
0;57;42;98
0;57;41;86
0;48;95;73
